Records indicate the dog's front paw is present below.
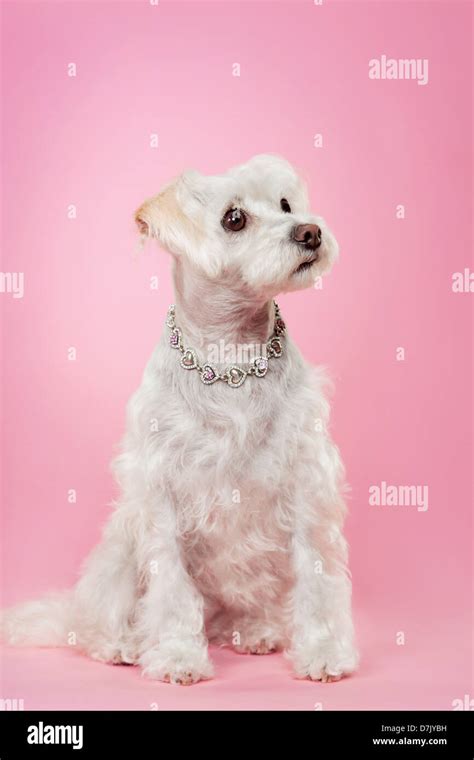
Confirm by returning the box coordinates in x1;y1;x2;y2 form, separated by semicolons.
234;637;279;655
139;644;213;685
87;638;138;666
290;640;359;682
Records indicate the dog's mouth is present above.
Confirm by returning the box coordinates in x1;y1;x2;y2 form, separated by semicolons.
293;254;319;275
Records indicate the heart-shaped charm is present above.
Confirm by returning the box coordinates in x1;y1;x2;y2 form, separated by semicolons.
267;337;282;357
253;356;269;377
169;328;181;349
275;318;286;335
226;366;246;388
180;349;198;370
200;364;218;384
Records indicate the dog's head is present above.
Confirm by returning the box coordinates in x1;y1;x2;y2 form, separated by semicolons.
136;154;339;298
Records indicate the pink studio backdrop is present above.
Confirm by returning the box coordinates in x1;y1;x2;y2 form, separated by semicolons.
1;0;472;710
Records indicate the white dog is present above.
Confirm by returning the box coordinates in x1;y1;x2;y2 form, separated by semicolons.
2;155;358;684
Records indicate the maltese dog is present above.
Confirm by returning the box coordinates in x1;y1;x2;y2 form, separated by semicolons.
2;155;358;684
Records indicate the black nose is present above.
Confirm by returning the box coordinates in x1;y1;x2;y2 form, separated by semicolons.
292;223;322;251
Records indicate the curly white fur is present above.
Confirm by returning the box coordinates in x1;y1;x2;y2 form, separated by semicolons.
2;155;358;684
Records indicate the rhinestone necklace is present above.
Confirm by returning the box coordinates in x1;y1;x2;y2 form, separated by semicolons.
166;301;286;388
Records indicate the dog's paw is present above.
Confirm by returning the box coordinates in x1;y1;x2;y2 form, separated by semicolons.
111;643;138;666
88;639;138;666
230;621;285;655
234;638;279;655
290;640;359;682
139;645;213;685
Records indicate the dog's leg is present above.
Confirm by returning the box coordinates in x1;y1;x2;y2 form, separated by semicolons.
135;505;213;685
288;506;359;682
73;511;138;665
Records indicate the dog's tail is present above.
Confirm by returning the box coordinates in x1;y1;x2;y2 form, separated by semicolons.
0;591;73;647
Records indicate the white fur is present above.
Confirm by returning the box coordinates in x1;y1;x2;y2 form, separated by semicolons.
1;155;358;684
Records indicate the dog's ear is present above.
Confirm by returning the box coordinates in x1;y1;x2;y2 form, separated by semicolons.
135;172;207;256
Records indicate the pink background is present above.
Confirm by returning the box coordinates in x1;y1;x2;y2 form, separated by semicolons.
1;0;472;710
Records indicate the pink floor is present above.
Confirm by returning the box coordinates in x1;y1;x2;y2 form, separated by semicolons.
1;610;470;711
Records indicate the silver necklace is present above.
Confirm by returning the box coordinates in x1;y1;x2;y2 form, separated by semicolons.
166;302;286;388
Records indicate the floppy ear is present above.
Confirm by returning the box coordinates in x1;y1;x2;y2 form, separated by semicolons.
135;178;179;239
134;172;206;257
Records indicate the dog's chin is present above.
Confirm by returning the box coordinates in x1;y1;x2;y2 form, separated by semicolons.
284;248;333;291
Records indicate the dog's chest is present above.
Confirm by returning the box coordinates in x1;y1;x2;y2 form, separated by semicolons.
181;479;294;608
168;392;296;602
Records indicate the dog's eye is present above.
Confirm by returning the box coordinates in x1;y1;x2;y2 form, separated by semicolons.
222;207;247;232
280;198;291;213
